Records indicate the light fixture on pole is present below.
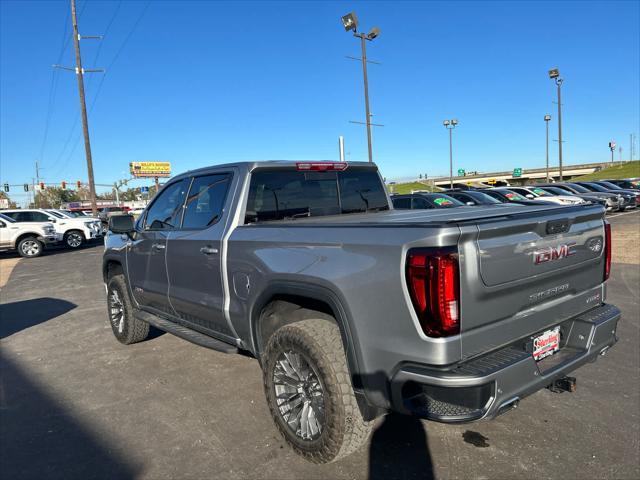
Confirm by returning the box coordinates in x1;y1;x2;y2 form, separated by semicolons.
544;114;551;181
443;119;459;189
549;68;564;181
342;11;380;163
608;141;616;163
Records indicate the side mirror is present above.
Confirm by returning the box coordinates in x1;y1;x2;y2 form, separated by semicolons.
466;201;475;206
526;194;535;199
109;214;135;234
48;217;57;223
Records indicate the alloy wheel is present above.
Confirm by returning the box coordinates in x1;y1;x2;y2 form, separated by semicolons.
109;288;125;334
21;240;40;257
273;350;325;441
66;233;83;248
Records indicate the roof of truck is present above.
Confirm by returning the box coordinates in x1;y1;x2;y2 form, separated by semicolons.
172;160;376;180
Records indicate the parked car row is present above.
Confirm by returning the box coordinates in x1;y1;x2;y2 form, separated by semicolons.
0;208;103;258
391;177;640;214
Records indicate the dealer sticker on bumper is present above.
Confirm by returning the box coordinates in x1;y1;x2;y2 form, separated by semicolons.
533;326;561;361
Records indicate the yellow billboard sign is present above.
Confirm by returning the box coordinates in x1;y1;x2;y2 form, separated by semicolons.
129;162;171;178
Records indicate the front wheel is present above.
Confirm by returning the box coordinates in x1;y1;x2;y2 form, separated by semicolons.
107;275;150;345
64;230;85;248
262;319;372;463
17;237;43;258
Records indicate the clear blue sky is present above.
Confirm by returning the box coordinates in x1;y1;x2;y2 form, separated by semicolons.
1;0;639;203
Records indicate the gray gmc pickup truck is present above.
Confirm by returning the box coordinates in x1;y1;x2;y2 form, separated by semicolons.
103;161;620;463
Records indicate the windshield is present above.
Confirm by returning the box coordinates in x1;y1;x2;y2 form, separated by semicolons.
0;213;15;223
245;168;389;223
565;183;590;193
596;181;622;190
529;187;552;197
46;210;66;218
473;192;502;204
62;210;82;217
499;190;528;201
544;186;572;195
581;183;610;192
427;194;464;208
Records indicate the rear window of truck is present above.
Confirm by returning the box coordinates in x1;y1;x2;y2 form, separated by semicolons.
245;169;389;223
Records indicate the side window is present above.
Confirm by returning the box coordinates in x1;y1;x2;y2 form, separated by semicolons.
32;212;51;222
15;212;34;222
392;198;411;209
144;180;189;230
3;212;19;221
411;198;431;209
182;173;231;229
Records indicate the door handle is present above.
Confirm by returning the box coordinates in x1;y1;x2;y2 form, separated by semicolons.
152;243;166;250
200;246;218;255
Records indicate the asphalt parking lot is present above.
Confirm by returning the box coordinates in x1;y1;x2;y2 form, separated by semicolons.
1;212;639;480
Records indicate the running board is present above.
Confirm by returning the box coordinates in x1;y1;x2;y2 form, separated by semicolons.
134;310;238;354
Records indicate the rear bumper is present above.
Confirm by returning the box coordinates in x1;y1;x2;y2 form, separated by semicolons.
389;303;620;422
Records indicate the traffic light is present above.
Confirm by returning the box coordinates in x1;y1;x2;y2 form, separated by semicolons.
61;181;67;190
39;182;45;191
3;183;8;192
76;180;82;189
23;184;29;192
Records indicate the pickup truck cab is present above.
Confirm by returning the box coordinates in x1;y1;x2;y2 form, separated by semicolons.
0;213;57;257
2;208;102;248
103;161;619;463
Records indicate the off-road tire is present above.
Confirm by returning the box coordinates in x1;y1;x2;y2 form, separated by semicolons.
262;319;372;463
107;275;149;345
16;236;43;258
64;230;85;249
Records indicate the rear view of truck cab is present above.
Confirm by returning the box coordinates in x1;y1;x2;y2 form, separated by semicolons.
393;207;619;422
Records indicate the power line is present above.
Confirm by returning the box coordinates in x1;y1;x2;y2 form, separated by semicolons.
52;0;151;181
37;4;72;167
105;0;151;71
87;0;122;92
46;0;89;171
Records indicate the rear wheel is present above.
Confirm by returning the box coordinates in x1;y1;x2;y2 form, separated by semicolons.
64;230;85;248
262;319;372;463
107;275;149;344
17;237;43;258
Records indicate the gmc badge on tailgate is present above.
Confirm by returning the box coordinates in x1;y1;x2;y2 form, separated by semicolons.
534;242;577;265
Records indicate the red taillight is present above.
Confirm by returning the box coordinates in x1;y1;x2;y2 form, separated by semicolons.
604;221;612;281
406;249;460;337
295;162;348;171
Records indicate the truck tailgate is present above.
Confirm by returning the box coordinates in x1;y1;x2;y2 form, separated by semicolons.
458;204;608;359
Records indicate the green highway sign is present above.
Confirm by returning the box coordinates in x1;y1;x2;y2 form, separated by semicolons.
513;167;522;177
457;169;465;176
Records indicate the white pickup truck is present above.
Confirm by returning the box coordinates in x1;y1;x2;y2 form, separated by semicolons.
1;208;102;248
0;213;58;257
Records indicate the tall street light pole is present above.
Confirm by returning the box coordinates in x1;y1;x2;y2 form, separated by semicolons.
341;12;380;163
443;119;459;189
544;114;551;181
549;68;564;181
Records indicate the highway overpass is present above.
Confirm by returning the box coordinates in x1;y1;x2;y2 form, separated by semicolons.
428;161;618;187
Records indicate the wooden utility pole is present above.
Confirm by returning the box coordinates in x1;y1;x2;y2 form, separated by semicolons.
70;0;98;216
